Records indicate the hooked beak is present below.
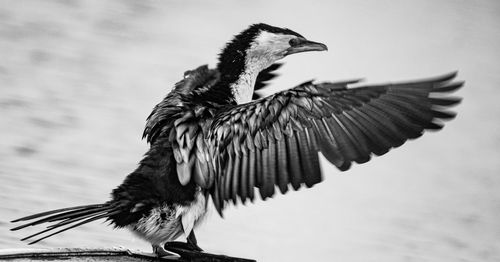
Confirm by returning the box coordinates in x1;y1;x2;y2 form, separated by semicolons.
285;37;328;56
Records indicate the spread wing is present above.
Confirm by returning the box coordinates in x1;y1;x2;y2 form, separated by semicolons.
172;72;463;215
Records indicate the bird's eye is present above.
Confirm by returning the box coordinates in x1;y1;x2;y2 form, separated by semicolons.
289;38;301;47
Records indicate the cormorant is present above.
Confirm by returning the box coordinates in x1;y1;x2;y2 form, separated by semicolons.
11;23;462;257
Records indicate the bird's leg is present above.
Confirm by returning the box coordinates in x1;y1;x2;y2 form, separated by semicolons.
164;230;203;252
152;244;176;257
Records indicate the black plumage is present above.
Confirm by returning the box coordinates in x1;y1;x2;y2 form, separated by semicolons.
11;23;462;255
199;72;462;214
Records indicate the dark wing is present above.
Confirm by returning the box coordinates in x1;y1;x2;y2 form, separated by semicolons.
253;63;283;100
175;72;463;215
143;65;220;144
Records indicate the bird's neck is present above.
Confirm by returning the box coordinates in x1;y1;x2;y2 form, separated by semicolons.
229;69;260;104
217;55;272;105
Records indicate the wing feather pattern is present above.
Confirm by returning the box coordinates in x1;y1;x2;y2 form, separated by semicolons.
173;72;462;215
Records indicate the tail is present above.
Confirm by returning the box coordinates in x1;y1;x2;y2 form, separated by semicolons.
10;203;120;245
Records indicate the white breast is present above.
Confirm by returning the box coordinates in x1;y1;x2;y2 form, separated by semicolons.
128;205;183;246
128;190;208;245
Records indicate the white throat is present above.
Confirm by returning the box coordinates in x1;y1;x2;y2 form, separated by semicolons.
230;54;277;104
230;70;260;104
230;31;292;104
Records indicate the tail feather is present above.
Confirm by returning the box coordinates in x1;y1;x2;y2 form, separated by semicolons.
11;203;119;245
46;208;112;229
10;204;103;223
11;205;111;231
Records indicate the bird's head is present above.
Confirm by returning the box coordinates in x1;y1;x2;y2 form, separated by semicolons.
215;23;327;104
217;23;328;78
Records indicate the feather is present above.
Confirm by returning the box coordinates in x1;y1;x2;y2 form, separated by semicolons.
255;147;263;188
276;137;289;194
343;109;389;156
11;205;108;230
425;121;444;130
259;148;275;199
247;149;256;202
379;95;433;124
246;132;256;152
304;128;322;185
177;156;194;186
10;205;103;223
286;132;303;190
311;118;344;167
173;148;183;163
231;155;241;204
254;130;263;149
45;210;109;229
351;107;402;149
211;178;223;216
370;99;423;138
334;113;371;163
223;155;234;202
297;129;320;187
268;140;278;190
193;158;209;189
239;153;249;204
26;211;119;245
11;203;117;245
325;115;359;162
431;109;456;120
428;97;462;106
433;82;463;93
361;104;408;145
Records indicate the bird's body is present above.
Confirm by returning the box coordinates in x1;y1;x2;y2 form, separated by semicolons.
11;23;463;256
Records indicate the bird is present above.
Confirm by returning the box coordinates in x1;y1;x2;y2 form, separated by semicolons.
11;23;463;257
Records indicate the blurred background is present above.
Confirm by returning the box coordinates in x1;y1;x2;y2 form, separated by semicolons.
1;0;499;261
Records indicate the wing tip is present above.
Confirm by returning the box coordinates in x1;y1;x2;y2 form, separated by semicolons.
338;162;351;171
441;71;458;81
423;71;458;84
